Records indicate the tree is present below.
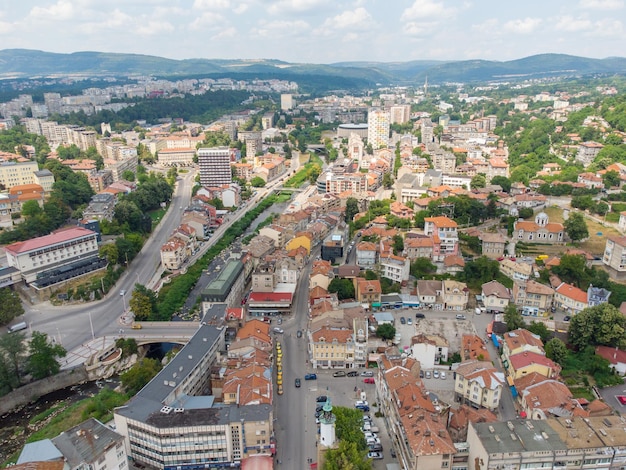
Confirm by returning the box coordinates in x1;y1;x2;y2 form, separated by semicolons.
250;176;266;187
568;303;626;350
545;338;568;365
527;321;551;344
21;200;43;218
328;278;355;300
323;440;372;470
470;174;486;189
129;284;157;320
564;212;589;242
459;256;499;288
504;304;525;331
518;207;534;219
99;244;119;265
332;406;367;451
552;254;589;288
120;357;162;396
392;234;404;255
376;323;396;341
410;257;437;278
0;287;25;325
122;170;136;182
345;197;359;223
27;331;67;379
0;332;26;390
382;172;394;188
490;176;512;192
364;270;378;280
603;170;620;188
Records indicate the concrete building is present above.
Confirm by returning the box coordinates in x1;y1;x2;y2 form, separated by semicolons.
481;280;511;313
513;280;555;317
379;254;410;284
0;160;40;190
514;211;564;244
5;227;101;285
198;147;233;188
424;216;458;262
603;235;626;276
367;109;390;150
454;360;505;411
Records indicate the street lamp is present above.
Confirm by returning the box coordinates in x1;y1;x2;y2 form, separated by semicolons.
88;311;95;340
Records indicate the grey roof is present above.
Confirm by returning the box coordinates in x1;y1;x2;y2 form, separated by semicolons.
202;302;227;325
472;419;566;454
51;418;124;467
373;311;395;323
381;294;402;304
17;440;63;464
34;169;54;177
115;324;224;423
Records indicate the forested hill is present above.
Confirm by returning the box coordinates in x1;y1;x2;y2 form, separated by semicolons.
1;50;625;85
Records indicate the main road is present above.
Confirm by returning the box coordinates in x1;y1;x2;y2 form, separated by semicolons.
18;171;280;353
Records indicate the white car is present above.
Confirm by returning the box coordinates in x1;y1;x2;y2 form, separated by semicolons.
368;451;383;460
366;437;381;446
355;400;369;407
440;371;447;380
363;432;378;439
362;423;371;432
120;290;126;296
361;370;374;377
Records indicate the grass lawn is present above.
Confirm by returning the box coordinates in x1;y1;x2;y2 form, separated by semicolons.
149;207;167;226
568;387;596;401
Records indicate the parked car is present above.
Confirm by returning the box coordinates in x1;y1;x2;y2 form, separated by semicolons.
563;315;571;322
419;369;424;378
407;318;413;325
273;327;284;334
440;371;447;380
363;377;375;384
355;400;369;407
366;437;381;446
415;313;425;319
400;316;406;324
347;371;359;377
333;370;346;377
425;371;431;379
316;395;328;403
433;370;440;379
316;405;324;413
368;443;383;452
368;451;383;460
356;404;370;412
456;314;466;320
304;373;317;380
361;370;374;377
390;448;397;458
295;378;301;388
297;330;303;338
362;414;372;422
362;422;371;432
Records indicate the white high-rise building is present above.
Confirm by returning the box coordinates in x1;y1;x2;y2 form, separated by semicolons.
367;109;390;150
198;147;232;188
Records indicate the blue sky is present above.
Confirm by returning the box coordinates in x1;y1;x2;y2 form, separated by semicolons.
0;0;624;63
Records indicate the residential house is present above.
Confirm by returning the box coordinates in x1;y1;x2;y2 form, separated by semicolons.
460;335;491;362
454;360;505;411
222;364;272;405
443;255;465;274
160;237;188;270
554;282;588;314
424;215;458;261
513;280;555;317
251;262;276;293
379;254;410;284
389;201;415;219
514;212;564;243
516;374;586;420
442;279;469;310
410;333;449;369
258;225;287;249
417;280;443;309
481;280;511;313
447;405;498;443
577;172;604;189
309;326;355;369
310;261;333;291
355;278;382;307
274;257;298;284
603;235;626;276
576;141;603;166
508;351;561;380
479;232;507;259
595;346;626;375
356;241;377;267
285;235;311;255
499;258;533;282
403;236;434;261
502;328;545;362
587;285;611;307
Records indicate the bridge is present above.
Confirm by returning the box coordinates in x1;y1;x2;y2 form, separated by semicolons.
63;321;201;369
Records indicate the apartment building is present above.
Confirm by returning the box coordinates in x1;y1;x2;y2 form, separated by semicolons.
379;254;410;283
403;236;434;261
454;360;504;411
367;109;390;150
424;216;458;262
479;232;507;259
481;280;511;313
554;282;589;314
443;279;469;310
499;258;532;282
603;235;626;275
114;325;274;468
5;227;100;285
513;280;555;317
0;161;40;190
198;147;233;188
309;326;356;369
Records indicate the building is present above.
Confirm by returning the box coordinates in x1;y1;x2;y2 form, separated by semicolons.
18;418;127;470
554;282;589;314
576;141;604;166
410;333;449;369
442;279;469;310
356;241;377;267
602;235;626;275
0;160;40;190
478;232;507;259
355;278;382;307
514;211;564;244
160;237;188;270
83;192;117;222
5;227;101;285
367;109;390;150
114;324;275;469
508;351;561;380
424;216;458;262
280;93;294;110
481;280;511;313
198;147;233;188
417;280;443;309
454;360;505;411
309;326;356;369
513;280;554;317
379;254;410;284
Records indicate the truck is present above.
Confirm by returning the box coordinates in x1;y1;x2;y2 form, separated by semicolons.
8;322;27;333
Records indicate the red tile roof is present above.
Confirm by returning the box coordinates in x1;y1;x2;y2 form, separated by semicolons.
5;227;96;254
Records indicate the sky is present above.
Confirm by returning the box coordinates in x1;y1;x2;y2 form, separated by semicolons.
0;0;624;64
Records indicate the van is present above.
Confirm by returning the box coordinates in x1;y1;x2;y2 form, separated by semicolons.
8;321;27;333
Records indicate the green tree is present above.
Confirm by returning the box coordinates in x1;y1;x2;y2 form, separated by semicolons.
129;284;158;320
345;197;359;223
21;200;43;218
459;256;499;288
504;304;525;331
603;170;620;188
115;338;138;357
328;278;356;300
552;254;589;288
250;176;266;187
568;303;626;350
332;406;367;451
376;323;396;341
120;357;162;396
410;257;437;278
564;212;589;242
323;440;372;470
518;207;534;219
99;244;119;265
470;174;487;189
27;331;67;379
382;172;394;189
545;338;568;365
364;270;378;280
490;176;512;192
122;170;136;182
527;321;551;344
0;287;25;325
392;234;404;255
0;331;26;390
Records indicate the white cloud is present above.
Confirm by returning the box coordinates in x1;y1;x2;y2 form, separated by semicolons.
136;20;175;36
29;1;76;21
268;0;329;15
233;3;249;14
193;0;231;9
322;7;373;30
189;11;226;30
403;21;439;37
402;0;455;20
555;15;592;32
211;26;237;40
585;18;623;36
471;18;499;31
579;0;624;9
253;20;310;37
503;17;542;34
